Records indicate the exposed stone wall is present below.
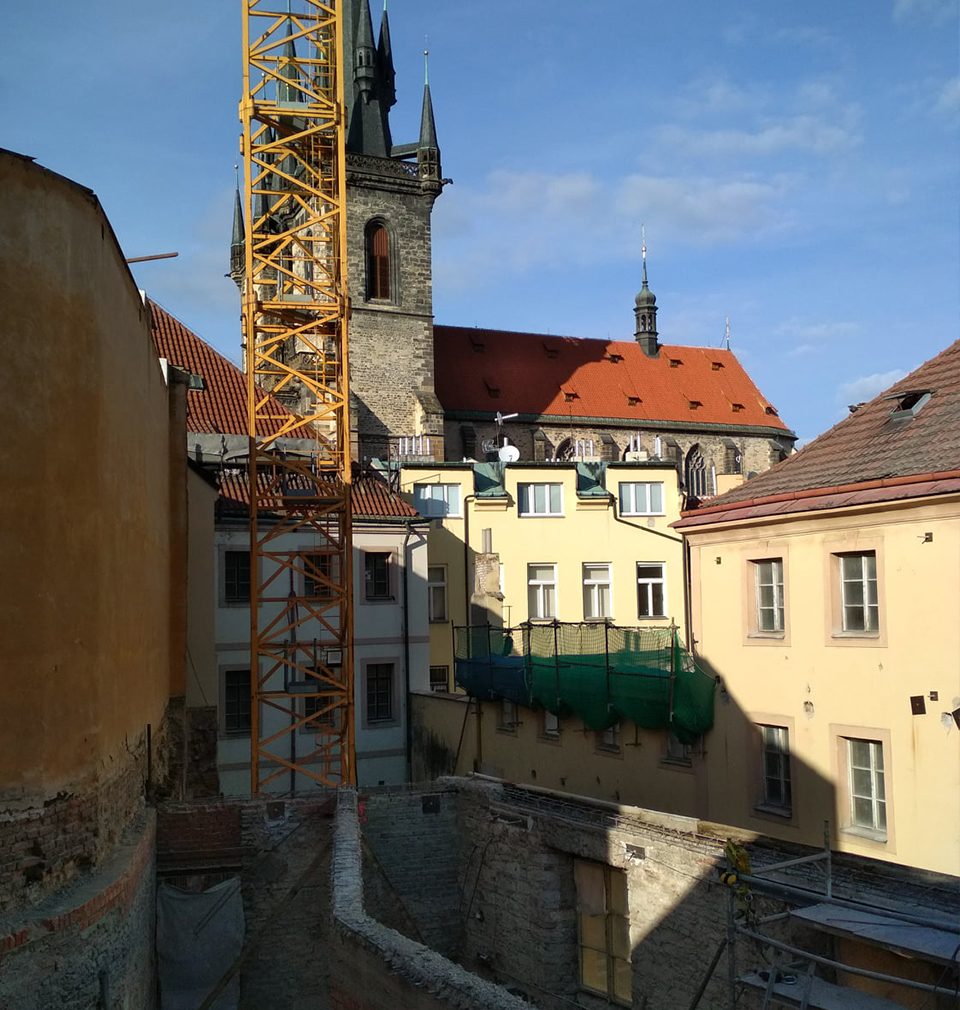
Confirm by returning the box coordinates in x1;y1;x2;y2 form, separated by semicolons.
0;812;158;1010
331;788;530;1010
360;787;462;957
0;704;178;916
347;168;443;461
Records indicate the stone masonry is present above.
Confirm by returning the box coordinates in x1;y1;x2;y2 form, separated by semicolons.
347;156;444;463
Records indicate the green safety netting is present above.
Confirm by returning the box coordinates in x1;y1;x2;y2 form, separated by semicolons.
454;622;717;742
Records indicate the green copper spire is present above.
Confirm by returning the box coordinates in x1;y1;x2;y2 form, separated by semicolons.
229;166;245;289
634;226;659;356
377;0;396;109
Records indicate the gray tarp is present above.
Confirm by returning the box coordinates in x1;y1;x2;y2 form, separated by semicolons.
157;878;245;1010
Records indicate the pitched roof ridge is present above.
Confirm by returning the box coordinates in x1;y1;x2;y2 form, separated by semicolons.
680;468;960;520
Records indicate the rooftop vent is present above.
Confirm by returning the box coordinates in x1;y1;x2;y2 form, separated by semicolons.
469;336;485;353
731;402;744;413
688;399;703;410
606;352;624;363
711;361;724;371
765;405;779;417
669;358;683;368
542;343;559;359
483;378;500;398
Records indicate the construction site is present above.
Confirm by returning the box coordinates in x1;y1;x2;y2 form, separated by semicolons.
1;1;958;1008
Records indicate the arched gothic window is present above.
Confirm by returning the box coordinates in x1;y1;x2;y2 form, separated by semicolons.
685;445;713;498
365;220;392;301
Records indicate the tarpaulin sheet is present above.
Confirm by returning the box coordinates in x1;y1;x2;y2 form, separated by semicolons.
157;878;245;1010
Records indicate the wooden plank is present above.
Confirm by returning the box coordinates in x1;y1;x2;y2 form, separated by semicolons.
740;973;908;1010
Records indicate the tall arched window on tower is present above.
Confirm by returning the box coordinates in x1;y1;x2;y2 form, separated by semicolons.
685;444;714;499
365;220;392;301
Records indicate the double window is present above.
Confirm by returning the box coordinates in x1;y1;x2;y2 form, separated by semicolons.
838;552;878;633
619;481;664;516
413;482;462;518
518;483;563;517
224;550;251;604
846;737;886;836
366;663;395;724
574;861;631;1005
636;563;666;618
527;563;557;619
364;552;392;601
754;559;784;633
582;564;612;620
302;551;337;599
224;669;251;735
759;725;792;812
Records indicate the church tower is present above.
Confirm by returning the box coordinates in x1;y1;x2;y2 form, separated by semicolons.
341;0;446;462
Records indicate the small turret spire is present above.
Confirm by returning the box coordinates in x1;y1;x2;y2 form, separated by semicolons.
229;165;245;289
417;47;441;182
377;0;396;109
634;225;659;356
278;17;301;104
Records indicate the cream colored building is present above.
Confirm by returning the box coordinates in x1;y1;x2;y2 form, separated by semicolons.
397;459;728;807
676;341;960;876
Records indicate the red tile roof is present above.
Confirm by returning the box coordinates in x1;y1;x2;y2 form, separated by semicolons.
434;326;791;433
676;338;960;526
149;301;417;522
149;299;288;438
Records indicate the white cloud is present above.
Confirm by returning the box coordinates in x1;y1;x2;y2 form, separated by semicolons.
836;369;907;405
775;318;862;342
893;0;957;22
657;112;860;160
936;77;960;116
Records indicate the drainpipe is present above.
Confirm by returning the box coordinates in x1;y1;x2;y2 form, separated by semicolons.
460;493;481;770
401;520;414;782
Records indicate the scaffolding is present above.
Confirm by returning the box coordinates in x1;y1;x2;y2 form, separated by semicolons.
701;840;960;1010
240;0;354;792
454;622;717;743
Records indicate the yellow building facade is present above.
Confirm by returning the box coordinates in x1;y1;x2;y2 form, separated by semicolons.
398;460;724;811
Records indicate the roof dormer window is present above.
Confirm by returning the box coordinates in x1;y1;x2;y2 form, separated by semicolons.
888;389;931;420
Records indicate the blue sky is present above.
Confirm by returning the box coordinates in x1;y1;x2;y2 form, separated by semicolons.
4;0;957;443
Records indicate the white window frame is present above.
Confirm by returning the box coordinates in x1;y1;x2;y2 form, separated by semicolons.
413;482;462;518
527;563;557;620
839;552;879;633
759;725;792;812
582;563;613;621
618;481;665;516
518;482;563;517
542;710;560;739
636;562;667;619
598;722;621;752
846;737;886;836
754;559;785;633
428;565;448;622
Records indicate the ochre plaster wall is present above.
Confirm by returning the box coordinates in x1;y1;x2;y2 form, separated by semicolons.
0;152;177;799
686;496;960;875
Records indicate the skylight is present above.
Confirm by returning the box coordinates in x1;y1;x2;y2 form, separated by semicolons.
888;389;931;420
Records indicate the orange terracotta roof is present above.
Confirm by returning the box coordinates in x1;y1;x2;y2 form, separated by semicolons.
675;339;960;527
434;326;790;433
149;299;288;438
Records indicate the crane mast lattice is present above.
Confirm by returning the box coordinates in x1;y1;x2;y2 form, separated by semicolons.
240;0;354;793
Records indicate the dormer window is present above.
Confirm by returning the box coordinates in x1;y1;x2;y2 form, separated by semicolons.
888;389;931;420
484;378;500;398
563;391;578;403
627;395;641;407
542;343;559;359
731;402;744;413
765;405;779;417
669;358;683;368
688;399;703;410
470;336;485;353
606;352;624;363
712;361;724;371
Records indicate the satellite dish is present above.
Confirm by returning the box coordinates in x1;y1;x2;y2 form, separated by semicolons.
498;444;520;463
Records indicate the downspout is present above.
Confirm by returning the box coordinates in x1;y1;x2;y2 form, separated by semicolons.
461;493;481;771
401;520;414;783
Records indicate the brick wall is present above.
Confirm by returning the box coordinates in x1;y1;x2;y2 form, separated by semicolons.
0;701;178;915
0;812;158;1010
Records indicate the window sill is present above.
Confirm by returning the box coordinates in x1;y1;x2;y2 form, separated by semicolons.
747;631;785;640
842;825;888;844
364;596;396;604
621;512;666;519
637;615;668;622
518;513;565;519
828;630;885;648
659;757;693;771
539;733;561;745
365;719;399;730
583;616;613;624
753;803;794;821
596;745;623;758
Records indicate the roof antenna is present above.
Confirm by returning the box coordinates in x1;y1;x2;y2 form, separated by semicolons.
423;37;429;85
723;316;731;350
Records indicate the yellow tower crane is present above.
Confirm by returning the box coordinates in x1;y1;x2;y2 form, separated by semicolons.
239;0;354;793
